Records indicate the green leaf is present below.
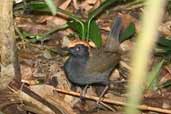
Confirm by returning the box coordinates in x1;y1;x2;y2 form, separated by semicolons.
155;38;171;55
87;0;118;40
67;20;86;39
28;1;49;11
44;0;57;15
88;20;102;47
120;22;135;42
157;37;171;48
146;60;164;90
155;48;171;56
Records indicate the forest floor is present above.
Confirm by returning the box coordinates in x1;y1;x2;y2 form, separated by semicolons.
1;0;171;114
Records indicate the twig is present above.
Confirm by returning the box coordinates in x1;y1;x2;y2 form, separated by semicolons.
100;102;116;112
55;88;171;114
165;66;171;75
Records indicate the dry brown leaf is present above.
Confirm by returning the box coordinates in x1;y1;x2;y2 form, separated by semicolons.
100;26;110;32
44;16;67;27
72;0;79;10
61;37;71;48
79;0;101;13
20;64;33;80
87;111;123;114
158;21;171;36
120;40;134;51
159;73;171;85
18;84;76;114
18;89;55;114
59;0;72;10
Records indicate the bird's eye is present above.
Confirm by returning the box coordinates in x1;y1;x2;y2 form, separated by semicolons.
76;47;80;51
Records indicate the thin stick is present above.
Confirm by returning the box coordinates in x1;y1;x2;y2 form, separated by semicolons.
55;88;171;114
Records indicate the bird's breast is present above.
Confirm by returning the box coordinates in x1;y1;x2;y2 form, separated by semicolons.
64;57;87;82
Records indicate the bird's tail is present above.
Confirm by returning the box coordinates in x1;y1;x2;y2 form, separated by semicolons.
104;15;122;52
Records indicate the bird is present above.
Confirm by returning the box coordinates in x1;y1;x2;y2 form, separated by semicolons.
63;15;122;103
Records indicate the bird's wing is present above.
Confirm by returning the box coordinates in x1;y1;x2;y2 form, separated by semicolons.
85;49;120;74
84;15;122;75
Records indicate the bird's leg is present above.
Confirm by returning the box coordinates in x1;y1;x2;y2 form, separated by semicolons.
80;84;89;101
96;85;109;105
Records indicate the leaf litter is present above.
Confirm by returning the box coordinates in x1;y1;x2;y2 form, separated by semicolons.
5;0;171;114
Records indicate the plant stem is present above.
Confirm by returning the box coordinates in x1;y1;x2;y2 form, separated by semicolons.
125;0;167;114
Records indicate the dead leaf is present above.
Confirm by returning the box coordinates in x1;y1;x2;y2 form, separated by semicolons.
79;0;101;13
158;21;171;36
72;0;79;10
59;0;72;10
20;64;33;80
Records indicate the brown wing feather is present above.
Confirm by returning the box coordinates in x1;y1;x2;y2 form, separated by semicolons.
85;48;120;73
84;15;122;74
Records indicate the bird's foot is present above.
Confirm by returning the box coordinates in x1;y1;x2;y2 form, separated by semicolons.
95;85;116;112
80;85;89;102
96;85;109;105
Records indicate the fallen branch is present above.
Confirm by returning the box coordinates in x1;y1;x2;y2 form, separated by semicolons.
0;0;21;90
55;88;171;114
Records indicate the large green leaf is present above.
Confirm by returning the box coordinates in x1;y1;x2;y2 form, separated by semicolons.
87;0;119;39
67;20;86;39
88;20;102;47
146;60;164;90
119;22;135;42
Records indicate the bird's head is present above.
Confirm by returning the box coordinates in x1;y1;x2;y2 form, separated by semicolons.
68;44;89;57
63;40;90;57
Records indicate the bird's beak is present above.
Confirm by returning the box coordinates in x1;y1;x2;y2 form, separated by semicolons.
62;47;70;51
58;47;69;55
62;47;76;55
61;47;72;54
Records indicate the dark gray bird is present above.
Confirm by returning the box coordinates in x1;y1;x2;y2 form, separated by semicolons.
64;15;122;102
